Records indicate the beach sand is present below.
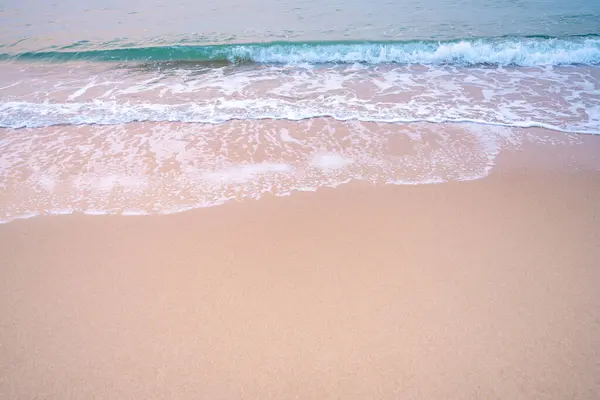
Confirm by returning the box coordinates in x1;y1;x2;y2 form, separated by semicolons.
1;132;600;399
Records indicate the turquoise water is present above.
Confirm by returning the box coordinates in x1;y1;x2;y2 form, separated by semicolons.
1;0;599;131
1;0;600;65
3;36;600;65
0;0;599;222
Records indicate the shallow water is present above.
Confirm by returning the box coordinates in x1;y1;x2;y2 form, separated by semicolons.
0;0;599;222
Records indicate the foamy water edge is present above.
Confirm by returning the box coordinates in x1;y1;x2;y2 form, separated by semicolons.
1;120;583;225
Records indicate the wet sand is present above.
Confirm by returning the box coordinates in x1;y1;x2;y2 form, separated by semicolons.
1;137;600;399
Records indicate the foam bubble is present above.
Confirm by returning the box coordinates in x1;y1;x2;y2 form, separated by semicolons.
310;153;354;171
280;128;303;144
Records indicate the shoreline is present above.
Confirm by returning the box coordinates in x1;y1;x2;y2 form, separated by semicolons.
1;131;600;399
1;121;598;224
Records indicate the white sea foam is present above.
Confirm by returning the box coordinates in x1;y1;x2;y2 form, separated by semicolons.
0;45;597;223
234;38;600;66
0;63;598;133
0;120;544;223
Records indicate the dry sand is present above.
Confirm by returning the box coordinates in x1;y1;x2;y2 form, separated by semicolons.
1;136;600;399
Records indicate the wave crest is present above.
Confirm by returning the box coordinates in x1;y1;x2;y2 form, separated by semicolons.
3;36;600;66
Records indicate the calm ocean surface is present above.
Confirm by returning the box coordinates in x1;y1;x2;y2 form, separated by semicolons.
1;0;600;48
0;0;599;222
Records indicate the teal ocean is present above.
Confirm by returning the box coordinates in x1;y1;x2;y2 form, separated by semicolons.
1;0;599;130
3;36;600;65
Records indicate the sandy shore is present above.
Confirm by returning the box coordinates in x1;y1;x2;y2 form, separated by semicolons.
1;134;600;399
